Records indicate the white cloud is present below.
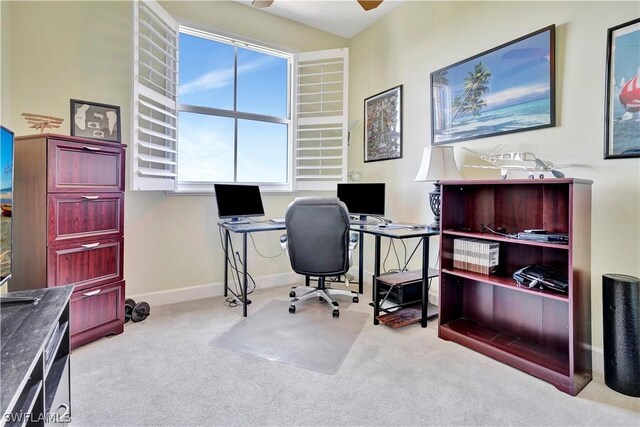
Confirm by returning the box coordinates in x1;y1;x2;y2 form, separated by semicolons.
178;122;234;182
484;83;550;108
180;56;275;96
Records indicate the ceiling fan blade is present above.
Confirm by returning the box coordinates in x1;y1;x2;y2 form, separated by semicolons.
357;1;383;11
252;0;274;8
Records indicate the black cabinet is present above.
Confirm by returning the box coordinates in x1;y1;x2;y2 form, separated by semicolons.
1;286;73;425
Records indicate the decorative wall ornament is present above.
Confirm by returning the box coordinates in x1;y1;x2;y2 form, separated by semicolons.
21;113;64;133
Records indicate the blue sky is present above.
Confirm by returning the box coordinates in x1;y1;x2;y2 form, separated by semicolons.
437;30;551;111
178;33;289;183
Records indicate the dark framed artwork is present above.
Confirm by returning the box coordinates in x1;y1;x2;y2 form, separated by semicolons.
604;18;640;159
431;25;555;145
364;85;402;162
70;99;121;143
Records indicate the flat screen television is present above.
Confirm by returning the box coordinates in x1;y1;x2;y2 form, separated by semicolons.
337;183;385;220
1;126;14;286
214;184;265;223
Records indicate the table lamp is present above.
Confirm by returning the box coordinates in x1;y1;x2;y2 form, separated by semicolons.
414;146;461;231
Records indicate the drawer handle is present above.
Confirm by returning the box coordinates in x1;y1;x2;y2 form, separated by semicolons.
82;145;102;151
81;195;100;200
81;242;100;249
83;289;101;296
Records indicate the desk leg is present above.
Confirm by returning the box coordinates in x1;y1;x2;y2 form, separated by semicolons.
373;235;381;325
358;230;364;294
243;233;248;317
223;229;229;297
421;237;429;328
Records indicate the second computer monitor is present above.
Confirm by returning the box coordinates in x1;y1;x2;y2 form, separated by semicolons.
337;183;385;219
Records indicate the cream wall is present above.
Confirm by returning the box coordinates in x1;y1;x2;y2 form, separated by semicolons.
347;1;640;350
2;1;346;298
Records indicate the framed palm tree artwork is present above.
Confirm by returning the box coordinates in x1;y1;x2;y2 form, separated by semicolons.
430;25;555;145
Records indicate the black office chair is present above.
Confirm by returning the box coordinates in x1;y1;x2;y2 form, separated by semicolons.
280;197;359;318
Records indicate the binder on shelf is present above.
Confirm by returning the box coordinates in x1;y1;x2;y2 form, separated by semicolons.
453;238;499;275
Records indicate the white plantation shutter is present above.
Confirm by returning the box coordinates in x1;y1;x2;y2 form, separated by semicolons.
294;48;348;191
132;0;178;191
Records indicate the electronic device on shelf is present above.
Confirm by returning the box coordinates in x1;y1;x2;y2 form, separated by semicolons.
337;182;385;224
513;264;568;293
516;232;569;243
1;126;14;288
214;183;265;224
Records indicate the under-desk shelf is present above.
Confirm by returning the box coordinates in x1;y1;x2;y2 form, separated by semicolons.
441;268;569;302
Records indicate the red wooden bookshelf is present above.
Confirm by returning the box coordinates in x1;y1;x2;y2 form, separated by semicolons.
438;179;592;395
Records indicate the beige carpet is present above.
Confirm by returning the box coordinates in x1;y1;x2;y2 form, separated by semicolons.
69;285;640;426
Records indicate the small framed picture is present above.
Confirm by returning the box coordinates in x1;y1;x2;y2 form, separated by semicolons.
604;18;640;159
70;99;121;143
364;85;402;162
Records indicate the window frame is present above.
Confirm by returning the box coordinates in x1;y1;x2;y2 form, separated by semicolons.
175;26;295;193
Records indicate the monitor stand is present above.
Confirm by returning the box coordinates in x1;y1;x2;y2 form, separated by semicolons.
350;215;371;226
225;217;250;225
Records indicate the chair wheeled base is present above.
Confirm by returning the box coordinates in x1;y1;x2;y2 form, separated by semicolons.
289;276;358;318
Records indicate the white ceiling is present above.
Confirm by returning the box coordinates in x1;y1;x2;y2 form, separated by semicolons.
234;0;405;39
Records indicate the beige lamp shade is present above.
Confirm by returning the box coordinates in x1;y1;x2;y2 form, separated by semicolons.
414;146;461;182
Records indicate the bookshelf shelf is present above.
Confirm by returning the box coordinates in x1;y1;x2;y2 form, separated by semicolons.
442;229;570;250
441;268;569;302
438;179;592;396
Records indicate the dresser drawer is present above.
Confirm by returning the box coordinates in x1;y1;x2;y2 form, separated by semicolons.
47;238;123;291
48;193;124;245
70;281;124;346
48;139;125;192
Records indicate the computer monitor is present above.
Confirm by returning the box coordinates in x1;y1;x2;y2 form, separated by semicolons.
337;183;385;220
214;184;265;223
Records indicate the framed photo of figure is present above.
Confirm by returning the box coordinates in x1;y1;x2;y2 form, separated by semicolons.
70;99;121;143
604;18;640;159
364;85;402;162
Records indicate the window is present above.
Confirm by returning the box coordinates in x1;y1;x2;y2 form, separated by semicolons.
177;28;291;191
133;0;348;192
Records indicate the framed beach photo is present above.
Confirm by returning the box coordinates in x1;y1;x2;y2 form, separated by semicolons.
364;85;402;162
431;25;555;145
70;99;121;143
604;18;640;159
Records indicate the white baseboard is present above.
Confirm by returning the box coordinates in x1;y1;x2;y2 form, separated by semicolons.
127;272;298;307
592;345;604;376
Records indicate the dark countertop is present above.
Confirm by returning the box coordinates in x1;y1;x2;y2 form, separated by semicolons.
1;285;73;419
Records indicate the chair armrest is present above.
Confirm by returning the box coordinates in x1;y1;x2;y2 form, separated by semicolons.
280;234;289;257
348;232;358;267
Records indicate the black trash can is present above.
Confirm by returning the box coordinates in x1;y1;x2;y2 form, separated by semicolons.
602;273;640;397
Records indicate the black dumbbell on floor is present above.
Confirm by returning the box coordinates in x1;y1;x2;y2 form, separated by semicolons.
124;298;150;323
